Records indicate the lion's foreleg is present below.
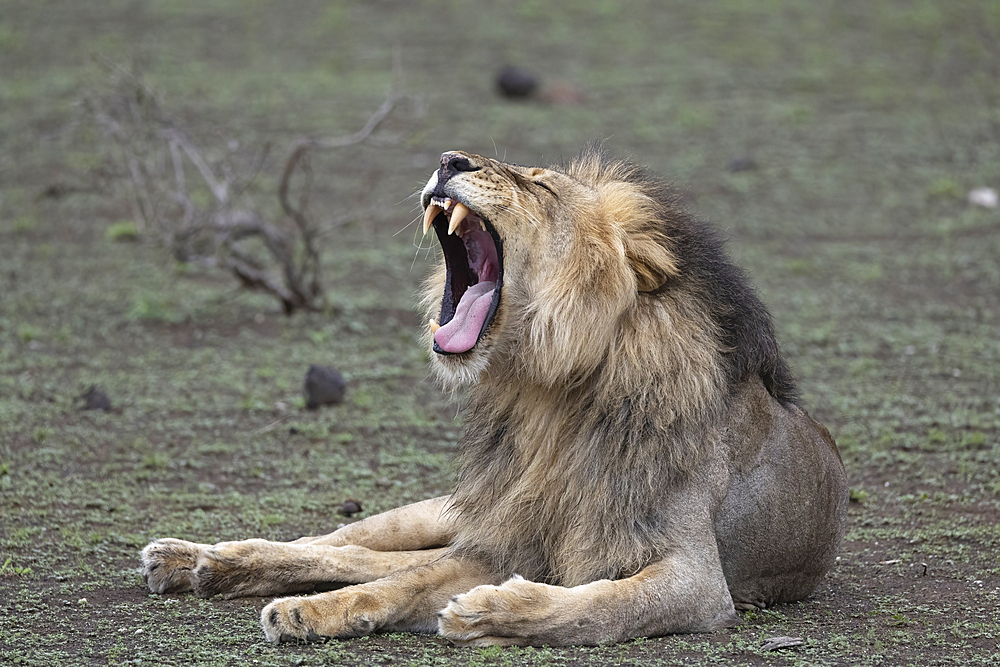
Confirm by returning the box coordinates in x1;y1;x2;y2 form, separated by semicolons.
142;538;449;598
438;554;739;646
261;557;498;642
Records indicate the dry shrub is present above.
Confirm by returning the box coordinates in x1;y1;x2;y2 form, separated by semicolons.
84;63;402;314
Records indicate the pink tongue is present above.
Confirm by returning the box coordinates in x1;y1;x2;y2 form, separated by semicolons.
434;281;496;353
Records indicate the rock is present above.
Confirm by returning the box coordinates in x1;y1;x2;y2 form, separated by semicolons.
337;500;363;517
728;157;758;173
80;386;112;412
968;187;998;208
496;66;539;99
303;364;346;410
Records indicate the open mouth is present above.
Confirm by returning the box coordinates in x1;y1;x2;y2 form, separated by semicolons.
422;196;503;355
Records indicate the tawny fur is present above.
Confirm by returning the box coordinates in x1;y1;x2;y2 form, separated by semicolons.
140;148;848;647
433;149;796;586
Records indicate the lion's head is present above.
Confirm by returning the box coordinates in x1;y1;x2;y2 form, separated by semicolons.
420;148;686;389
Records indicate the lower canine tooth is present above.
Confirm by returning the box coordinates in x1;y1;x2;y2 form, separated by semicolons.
429;318;440;334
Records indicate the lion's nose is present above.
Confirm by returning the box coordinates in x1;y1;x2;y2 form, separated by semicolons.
440;152;480;177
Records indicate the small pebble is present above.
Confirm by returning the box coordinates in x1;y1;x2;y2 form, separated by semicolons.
337;500;363;517
728;157;758;173
303;364;346;410
968;187;998;208
80;386;112;412
496;66;539;99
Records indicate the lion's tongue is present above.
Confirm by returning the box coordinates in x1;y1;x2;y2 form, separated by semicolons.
434;281;496;354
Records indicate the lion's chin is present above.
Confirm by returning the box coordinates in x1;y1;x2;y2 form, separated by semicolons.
430;343;493;389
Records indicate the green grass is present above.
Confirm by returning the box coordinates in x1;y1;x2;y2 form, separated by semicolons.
2;0;999;665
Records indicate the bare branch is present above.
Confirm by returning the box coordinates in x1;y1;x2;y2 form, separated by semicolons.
86;67;406;314
164;130;229;204
125;154;155;234
279;89;401;223
314;91;401;149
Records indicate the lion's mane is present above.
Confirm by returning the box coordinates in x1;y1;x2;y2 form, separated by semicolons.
438;148;798;587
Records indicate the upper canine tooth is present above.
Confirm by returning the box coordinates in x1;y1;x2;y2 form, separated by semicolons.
422;203;442;235
448;202;471;236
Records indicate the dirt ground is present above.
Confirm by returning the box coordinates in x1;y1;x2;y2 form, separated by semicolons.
2;2;998;665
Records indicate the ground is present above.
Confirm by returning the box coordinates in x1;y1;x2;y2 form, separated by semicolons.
1;1;999;665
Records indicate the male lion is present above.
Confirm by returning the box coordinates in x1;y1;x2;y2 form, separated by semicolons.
141;148;848;646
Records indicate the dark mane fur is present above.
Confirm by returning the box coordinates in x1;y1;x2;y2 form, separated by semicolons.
588;149;799;405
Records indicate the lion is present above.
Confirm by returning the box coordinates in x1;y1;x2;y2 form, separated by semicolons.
141;147;849;646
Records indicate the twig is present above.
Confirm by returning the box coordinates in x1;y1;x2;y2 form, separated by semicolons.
313;90;401;150
278;89;401;220
164;130;229;204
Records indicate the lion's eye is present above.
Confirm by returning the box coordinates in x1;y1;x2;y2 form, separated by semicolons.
534;181;556;197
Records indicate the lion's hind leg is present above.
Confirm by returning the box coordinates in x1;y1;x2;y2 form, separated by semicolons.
142;538;208;594
141;496;456;598
142;538;449;598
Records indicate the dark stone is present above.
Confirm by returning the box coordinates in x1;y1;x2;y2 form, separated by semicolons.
337;500;363;517
496;66;539;99
304;364;346;409
80;386;112;411
728;157;758;173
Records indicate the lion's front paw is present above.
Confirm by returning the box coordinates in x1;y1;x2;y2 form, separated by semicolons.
141;538;207;594
261;590;380;643
438;576;549;646
261;597;326;643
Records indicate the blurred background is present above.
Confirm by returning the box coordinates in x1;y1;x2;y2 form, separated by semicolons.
2;1;998;665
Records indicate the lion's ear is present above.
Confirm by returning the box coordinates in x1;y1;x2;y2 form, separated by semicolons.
594;179;679;293
626;235;678;293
